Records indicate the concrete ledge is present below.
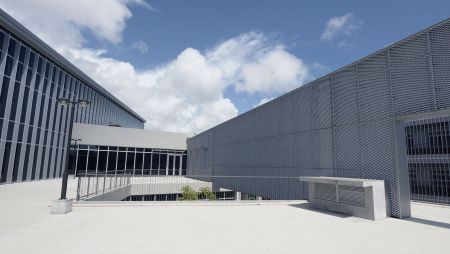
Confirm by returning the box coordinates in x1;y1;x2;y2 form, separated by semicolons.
305;177;387;220
50;199;73;214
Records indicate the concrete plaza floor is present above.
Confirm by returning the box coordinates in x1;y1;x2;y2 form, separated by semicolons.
0;178;449;254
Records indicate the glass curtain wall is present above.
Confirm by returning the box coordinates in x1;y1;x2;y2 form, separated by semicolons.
0;26;144;183
70;145;187;176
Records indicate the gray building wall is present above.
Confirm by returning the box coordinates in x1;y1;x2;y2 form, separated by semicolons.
72;123;190;150
0;10;145;184
187;18;450;218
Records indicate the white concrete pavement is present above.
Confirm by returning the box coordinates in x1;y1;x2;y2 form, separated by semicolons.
0;178;449;254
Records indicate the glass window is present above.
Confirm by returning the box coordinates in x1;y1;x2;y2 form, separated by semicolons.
135;152;143;175
77;150;88;176
0;76;10;118
182;154;187;170
160;153;167;171
0;142;12;183
18;45;26;63
7;38;16;56
144;153;151;169
20;85;30;123
22;144;31;181
117;152;126;173
9;81;21;120
126;149;135;173
97;151;108;173
4;56;13;77
87;148;98;173
152;153;159;170
107;150;117;173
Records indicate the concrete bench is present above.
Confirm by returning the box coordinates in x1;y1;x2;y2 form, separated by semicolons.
302;177;387;220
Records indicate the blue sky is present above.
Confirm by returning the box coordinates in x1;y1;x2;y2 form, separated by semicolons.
95;0;450;114
1;0;449;132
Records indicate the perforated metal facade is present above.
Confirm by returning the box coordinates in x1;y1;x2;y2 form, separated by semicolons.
187;18;450;218
0;10;145;184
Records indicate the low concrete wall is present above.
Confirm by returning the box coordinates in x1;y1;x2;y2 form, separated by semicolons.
306;177;387;220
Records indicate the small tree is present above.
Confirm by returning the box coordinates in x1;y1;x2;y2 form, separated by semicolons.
179;185;198;201
199;187;216;200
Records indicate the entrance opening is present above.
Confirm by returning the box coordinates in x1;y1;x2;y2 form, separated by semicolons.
405;116;450;205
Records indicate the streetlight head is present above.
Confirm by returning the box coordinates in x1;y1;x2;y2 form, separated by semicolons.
57;98;70;106
77;99;90;107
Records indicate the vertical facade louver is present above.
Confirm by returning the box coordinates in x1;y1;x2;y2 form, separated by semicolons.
0;10;145;184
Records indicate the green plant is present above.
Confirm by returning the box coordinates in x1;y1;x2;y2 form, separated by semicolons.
179;185;198;200
199;187;216;200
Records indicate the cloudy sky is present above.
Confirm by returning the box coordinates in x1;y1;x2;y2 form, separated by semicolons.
1;0;449;133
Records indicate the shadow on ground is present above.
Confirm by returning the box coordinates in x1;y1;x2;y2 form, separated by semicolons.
288;203;351;218
405;217;450;229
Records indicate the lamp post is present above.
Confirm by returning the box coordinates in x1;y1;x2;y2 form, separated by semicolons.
57;98;90;200
71;138;82;178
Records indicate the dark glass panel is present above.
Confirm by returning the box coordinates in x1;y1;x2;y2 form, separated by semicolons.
107;150;117;173
126;149;135;173
87;148;98;173
182;154;187;170
0;76;10;117
160;153;167;172
97;151;108;173
77;149;88;175
151;153;159;169
0;141;12;183
7;38;16;56
135;152;143;175
18;45;26;63
117;152;126;173
22;144;31;181
9;81;21;120
20;86;30;123
4;56;13;77
144;153;151;169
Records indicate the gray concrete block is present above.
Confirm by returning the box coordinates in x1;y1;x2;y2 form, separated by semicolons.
50;199;73;214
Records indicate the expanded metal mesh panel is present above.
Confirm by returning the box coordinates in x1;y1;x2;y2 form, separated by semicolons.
254;107;267;139
266;101;280;137
338;185;365;206
332;66;359;126
429;22;450;110
358;51;391;122
311;78;332;129
293;87;312;132
280;134;295;168
255;138;268;168
186;19;450;217
361;119;398;216
312;128;333;169
390;32;434;116
334;124;361;170
267;136;281;168
279;94;294;135
294;131;313;169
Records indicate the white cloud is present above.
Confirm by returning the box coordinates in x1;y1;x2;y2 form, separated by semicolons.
0;2;315;133
0;0;149;47
131;40;149;53
255;97;274;107
320;13;360;41
207;32;312;95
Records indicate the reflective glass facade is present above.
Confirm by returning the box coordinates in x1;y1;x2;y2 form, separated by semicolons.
70;145;187;176
0;19;145;184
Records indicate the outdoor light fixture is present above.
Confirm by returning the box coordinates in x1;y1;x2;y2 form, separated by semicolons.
56;98;70;106
77;99;90;107
56;97;91;200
